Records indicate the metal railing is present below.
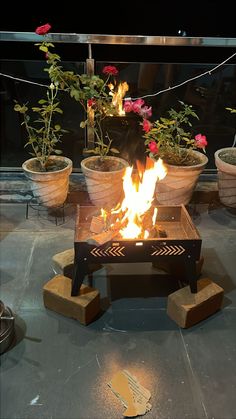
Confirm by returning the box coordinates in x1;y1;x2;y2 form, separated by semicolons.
1;32;236;47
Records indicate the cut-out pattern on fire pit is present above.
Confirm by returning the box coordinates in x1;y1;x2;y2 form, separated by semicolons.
72;204;202;296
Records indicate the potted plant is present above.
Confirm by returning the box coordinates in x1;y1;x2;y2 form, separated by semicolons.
140;100;208;205
36;25;128;209
14;24;72;208
72;67;129;209
214;107;236;208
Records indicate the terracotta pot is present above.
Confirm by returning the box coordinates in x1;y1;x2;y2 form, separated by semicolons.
155;150;208;205
215;147;236;208
22;156;72;208
81;156;129;209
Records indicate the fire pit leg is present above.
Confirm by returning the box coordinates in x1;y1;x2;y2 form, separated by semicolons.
71;244;89;296
185;258;198;293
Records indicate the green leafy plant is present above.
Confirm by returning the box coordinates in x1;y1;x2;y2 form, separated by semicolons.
142;101;208;166
35;24;121;160
14;83;67;171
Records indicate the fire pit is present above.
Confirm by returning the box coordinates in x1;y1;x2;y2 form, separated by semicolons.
71;204;202;296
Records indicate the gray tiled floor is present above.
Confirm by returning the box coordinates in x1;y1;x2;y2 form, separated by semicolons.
0;201;236;419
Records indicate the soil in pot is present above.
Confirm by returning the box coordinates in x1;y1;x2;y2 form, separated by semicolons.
218;150;236;165
27;159;68;172
85;157;124;172
160;149;204;166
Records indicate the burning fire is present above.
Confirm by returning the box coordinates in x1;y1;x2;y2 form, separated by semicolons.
109;82;129;116
101;157;167;239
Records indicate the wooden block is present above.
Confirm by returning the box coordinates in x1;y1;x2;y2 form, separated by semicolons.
167;278;224;328
52;248;74;270
43;274;100;325
90;215;105;233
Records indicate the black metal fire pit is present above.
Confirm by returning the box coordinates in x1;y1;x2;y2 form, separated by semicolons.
72;205;202;296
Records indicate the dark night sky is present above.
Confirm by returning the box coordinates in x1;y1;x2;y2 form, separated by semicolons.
0;1;235;37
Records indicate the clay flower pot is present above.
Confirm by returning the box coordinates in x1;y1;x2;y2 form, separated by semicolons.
155;150;208;205
81;156;129;209
215;147;236;208
22;156;72;208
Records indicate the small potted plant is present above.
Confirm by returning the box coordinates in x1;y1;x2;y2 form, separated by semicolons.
14;24;72;208
214;107;236;208
141;100;208;205
36;24;128;209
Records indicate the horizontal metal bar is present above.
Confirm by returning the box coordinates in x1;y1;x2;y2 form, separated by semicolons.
1;32;236;47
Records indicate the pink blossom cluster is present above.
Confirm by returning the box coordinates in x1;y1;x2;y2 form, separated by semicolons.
123;99;152;131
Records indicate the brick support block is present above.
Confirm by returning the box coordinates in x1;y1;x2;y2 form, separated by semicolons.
167;277;224;328
43;274;100;325
52;248;102;279
52;248;74;278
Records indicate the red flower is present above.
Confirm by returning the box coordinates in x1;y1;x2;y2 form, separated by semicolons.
194;133;208;148
35;24;51;35
148;141;159;154
142;119;152;133
102;66;118;76
88;98;96;107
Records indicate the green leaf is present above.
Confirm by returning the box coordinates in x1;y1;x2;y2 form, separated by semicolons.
54;108;63;114
54;149;63;154
83;149;97;154
110;148;120;154
39;45;48;53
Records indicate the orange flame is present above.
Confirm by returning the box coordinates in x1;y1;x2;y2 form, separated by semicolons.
109;82;129;116
101;157;167;239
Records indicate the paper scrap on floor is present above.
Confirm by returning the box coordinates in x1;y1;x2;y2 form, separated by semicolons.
107;369;152;417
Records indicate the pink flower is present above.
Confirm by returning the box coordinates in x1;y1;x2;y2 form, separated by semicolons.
142;119;152;133
35;24;51;35
194;133;208;148
148;141;159;154
123;100;133;113
139;106;152;119
102;66;118;76
88;98;96;107
132;99;145;113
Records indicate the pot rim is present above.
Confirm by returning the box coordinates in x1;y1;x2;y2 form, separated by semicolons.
22;156;73;174
214;147;236;174
163;150;208;170
81;155;129;173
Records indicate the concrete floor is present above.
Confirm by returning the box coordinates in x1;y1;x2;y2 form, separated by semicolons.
0;197;236;419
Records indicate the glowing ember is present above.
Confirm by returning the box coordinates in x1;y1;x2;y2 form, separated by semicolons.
109;82;129;116
101;157;167;239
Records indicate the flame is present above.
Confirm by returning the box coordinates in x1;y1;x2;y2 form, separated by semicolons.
119;158;167;238
100;157;167;239
109;82;129;116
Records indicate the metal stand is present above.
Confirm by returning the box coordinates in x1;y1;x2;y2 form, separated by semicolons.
25;197;65;225
71;241;199;296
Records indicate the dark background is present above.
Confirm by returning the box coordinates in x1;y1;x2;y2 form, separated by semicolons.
0;1;235;37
